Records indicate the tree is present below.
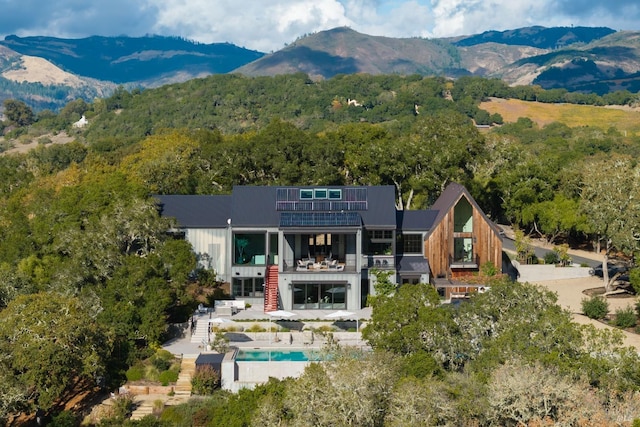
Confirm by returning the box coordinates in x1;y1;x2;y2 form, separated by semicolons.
487;359;599;426
362;284;461;368
580;156;640;291
3;99;35;127
0;292;111;412
521;194;589;244
285;349;400;426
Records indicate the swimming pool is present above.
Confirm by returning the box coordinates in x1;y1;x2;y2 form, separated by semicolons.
236;349;322;362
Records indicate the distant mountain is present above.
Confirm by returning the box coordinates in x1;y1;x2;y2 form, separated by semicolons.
0;34;264;111
496;30;640;92
451;26;616;49
3;26;640;111
0;34;264;85
234;27;463;79
238;26;640;95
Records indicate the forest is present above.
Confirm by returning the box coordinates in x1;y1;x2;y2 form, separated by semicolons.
1;72;640;425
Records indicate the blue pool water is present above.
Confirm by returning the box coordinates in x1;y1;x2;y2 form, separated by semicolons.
236;349;322;362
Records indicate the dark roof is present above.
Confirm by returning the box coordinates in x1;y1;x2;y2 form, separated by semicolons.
195;353;225;366
159;186;398;229
396;209;438;231
396;255;430;273
155;195;231;228
426;182;502;239
231;186;280;227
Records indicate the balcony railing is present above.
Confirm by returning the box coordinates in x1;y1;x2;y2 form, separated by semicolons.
362;254;395;269
449;254;479;269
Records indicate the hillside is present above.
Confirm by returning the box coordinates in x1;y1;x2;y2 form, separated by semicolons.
0;34;264;84
480;97;640;133
3;25;640;112
234;27;465;79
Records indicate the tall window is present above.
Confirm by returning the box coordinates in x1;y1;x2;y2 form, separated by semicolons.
454;198;473;232
233;233;266;265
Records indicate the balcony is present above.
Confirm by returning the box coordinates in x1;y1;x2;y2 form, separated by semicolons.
362;254;395;270
449;254;479;269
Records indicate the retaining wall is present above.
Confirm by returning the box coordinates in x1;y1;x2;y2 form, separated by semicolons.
515;262;592;283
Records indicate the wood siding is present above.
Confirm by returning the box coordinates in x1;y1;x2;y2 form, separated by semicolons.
424;196;502;279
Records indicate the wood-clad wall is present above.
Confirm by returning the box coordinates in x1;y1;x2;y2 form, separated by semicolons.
424;196;502;279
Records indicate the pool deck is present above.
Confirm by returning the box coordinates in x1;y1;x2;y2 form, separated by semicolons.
162;303;371;356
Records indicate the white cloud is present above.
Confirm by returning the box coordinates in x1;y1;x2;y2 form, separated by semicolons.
150;0;353;52
1;0;640;52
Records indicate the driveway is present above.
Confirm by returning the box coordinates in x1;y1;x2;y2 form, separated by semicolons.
535;276;640;350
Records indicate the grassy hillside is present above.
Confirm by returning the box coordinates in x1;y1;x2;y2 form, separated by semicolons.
480;97;640;134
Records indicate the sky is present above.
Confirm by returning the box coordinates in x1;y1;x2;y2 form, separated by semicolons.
0;0;639;53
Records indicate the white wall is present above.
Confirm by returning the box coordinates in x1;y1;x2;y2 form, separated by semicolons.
185;228;228;278
514;262;592;283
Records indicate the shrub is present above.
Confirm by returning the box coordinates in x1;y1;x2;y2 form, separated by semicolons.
158;369;179;386
246;324;266;332
543;251;559;265
191;365;220;395
481;261;499;276
152;357;171;372
613;307;637;329
125;365;144;382
49;410;78;427
210;331;230;353
315;324;335;333
581;296;609;320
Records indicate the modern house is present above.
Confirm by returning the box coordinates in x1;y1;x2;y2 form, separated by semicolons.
156;182;503;311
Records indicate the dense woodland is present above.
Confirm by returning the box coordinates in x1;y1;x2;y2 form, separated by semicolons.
1;73;640;425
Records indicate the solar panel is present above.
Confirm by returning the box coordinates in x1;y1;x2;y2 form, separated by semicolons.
280;212;362;227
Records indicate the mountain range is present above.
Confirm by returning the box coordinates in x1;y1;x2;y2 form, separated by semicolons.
2;25;640;111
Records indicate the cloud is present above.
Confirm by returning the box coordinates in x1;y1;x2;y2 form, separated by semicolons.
0;0;639;53
150;0;353;52
0;1;159;38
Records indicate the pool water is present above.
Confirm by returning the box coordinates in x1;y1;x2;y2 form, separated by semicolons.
236;349;322;362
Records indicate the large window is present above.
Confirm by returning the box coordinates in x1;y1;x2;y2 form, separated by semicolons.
454;237;473;263
399;233;422;254
232;277;265;298
364;229;394;255
292;283;346;309
454;198;473;232
233;233;266;265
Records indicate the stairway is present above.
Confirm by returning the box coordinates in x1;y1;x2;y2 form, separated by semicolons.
264;265;279;312
190;317;210;345
128;356;197;420
173;355;197;399
129;400;154;421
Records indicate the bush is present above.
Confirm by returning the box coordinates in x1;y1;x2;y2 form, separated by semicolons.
158;369;179;386
543;251;559;265
481;261;499;276
245;324;266;332
613;307;637;329
581;296;609;320
191;365;220;395
49;410;78;427
126;365;144;382
152;357;171;372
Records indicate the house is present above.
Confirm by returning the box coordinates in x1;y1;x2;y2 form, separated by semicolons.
73;115;88;128
156;183;503;311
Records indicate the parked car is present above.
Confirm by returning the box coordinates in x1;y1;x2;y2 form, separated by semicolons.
589;262;629;278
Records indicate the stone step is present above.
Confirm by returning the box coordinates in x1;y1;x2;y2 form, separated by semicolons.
130;406;154;421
